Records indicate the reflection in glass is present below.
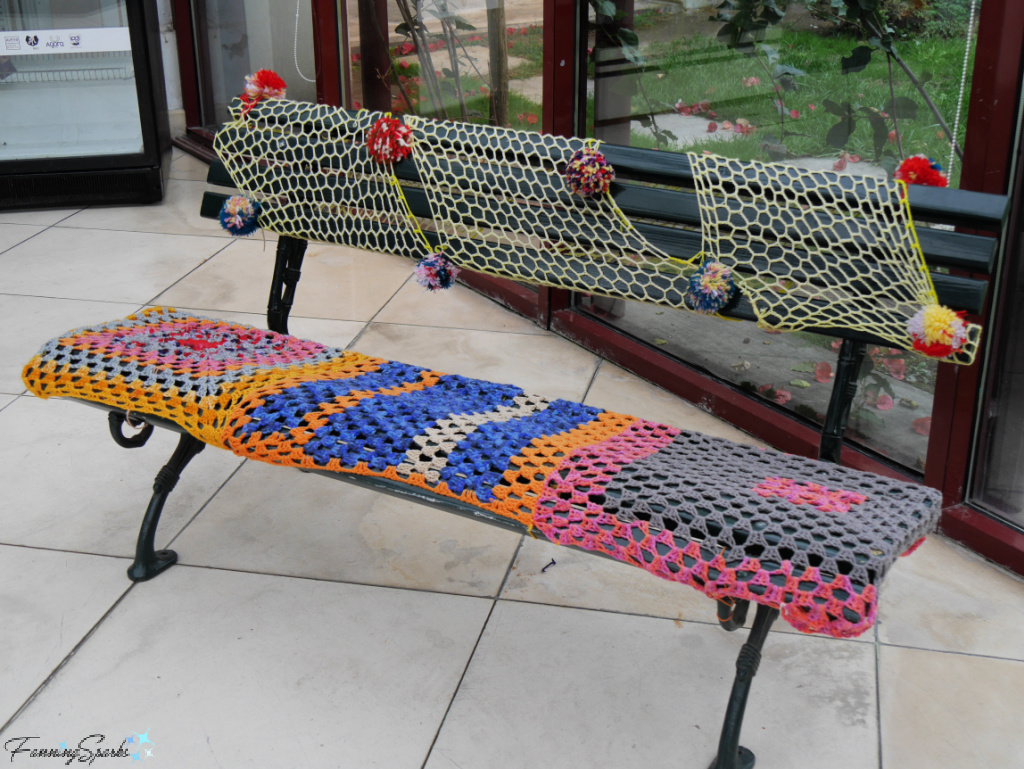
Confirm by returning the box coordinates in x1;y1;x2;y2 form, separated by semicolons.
348;0;543;130
578;1;978;471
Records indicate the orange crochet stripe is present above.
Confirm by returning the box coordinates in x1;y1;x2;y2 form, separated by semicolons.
22;351;380;447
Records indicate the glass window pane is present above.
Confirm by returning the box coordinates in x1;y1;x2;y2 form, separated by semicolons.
579;0;979;471
348;0;543;129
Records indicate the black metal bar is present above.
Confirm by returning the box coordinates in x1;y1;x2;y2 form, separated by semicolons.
818;339;868;464
126;432;206;582
716;598;750;632
267;235;309;334
709;603;780;769
108;412;154;448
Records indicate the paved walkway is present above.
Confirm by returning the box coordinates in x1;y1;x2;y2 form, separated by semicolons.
0;152;1022;767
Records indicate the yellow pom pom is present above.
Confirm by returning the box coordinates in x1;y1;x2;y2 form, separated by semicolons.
920;305;960;344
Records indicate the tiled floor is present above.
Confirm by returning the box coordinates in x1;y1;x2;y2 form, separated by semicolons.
1;153;1023;768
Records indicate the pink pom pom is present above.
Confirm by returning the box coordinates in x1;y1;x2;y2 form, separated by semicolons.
366;116;413;164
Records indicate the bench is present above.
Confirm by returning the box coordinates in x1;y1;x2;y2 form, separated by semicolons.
22;93;1008;769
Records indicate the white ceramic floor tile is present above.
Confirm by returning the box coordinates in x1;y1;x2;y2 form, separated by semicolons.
169;152;210;181
175;462;521;596
0;228;228;304
375;279;548;335
55;179;234;238
585;362;766;445
879;645;1024;769
426;601;878;769
877;535;1024;659
157;307;365;349
353;323;600;403
0;296;140;394
0;545;129;724
155;240;413;321
0;224;45;254
1;566;491;768
0;208;80;226
0;397;243;557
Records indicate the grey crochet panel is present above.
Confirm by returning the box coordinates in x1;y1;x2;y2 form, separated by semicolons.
534;429;940;637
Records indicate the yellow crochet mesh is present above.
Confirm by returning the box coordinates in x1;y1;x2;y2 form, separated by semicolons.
212;98;977;365
687;153;979;365
213;99;427;257
403;115;693;301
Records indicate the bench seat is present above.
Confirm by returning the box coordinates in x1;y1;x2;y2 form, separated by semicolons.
23;307;940;639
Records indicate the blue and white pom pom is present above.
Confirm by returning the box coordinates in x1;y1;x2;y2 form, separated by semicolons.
414;252;460;292
219;195;260;236
686;260;735;314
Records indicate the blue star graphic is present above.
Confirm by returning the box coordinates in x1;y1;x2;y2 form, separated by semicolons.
131;753;141;763
58;742;66;750
134;731;153;746
126;736;134;744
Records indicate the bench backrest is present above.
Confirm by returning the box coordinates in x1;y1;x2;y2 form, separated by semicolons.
199;99;1009;460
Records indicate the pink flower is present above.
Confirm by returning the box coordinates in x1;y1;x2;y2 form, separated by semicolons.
789;109;800;119
884;358;906;380
350;53;361;64
742;76;761;87
814;362;832;383
399;60;410;69
809;103;816;111
734;118;755;135
516;113;526;122
526;113;538;124
888;130;899;144
697;99;711;113
849;154;861;163
912;417;932;437
757;383;772;395
707;121;718;133
833;156;848;172
830;339;843;351
774;389;792;405
353;101;361;109
721;120;734;131
674;100;692;116
875;393;894;411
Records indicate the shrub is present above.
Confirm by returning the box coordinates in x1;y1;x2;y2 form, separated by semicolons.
807;0;979;39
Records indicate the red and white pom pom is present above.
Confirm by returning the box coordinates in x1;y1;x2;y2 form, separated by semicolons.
243;69;287;102
366;116;413;164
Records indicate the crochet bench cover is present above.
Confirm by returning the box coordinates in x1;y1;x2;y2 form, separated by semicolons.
23;308;941;639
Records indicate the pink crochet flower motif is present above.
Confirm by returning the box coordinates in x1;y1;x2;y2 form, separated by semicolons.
753;477;867;513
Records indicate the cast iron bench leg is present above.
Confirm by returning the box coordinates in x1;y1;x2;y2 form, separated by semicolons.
709;602;780;769
126;432;206;582
716;598;750;632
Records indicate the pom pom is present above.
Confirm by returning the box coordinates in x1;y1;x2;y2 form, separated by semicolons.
895;154;948;188
907;304;967;357
366;116;413;164
686;260;735;314
219;195;261;236
414;252;460;292
243;69;287;102
564;147;615;197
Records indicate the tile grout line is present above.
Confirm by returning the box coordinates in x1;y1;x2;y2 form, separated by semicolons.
0;584;136;739
163;458;250;551
418;534;527;769
874;622;884;769
141;239;237;309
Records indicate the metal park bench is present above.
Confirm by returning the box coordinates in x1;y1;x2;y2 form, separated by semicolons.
22;95;1007;768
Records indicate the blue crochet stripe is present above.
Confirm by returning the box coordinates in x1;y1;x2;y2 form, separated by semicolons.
437;399;602;500
237;361;425;435
303;375;525;471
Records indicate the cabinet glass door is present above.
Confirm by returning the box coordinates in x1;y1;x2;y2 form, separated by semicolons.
0;0;144;161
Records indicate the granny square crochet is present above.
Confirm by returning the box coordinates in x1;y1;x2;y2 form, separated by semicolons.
23;309;941;638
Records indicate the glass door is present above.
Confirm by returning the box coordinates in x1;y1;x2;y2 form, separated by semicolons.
0;0;144;161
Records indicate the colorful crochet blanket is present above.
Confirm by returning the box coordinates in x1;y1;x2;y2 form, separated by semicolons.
23;308;941;638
